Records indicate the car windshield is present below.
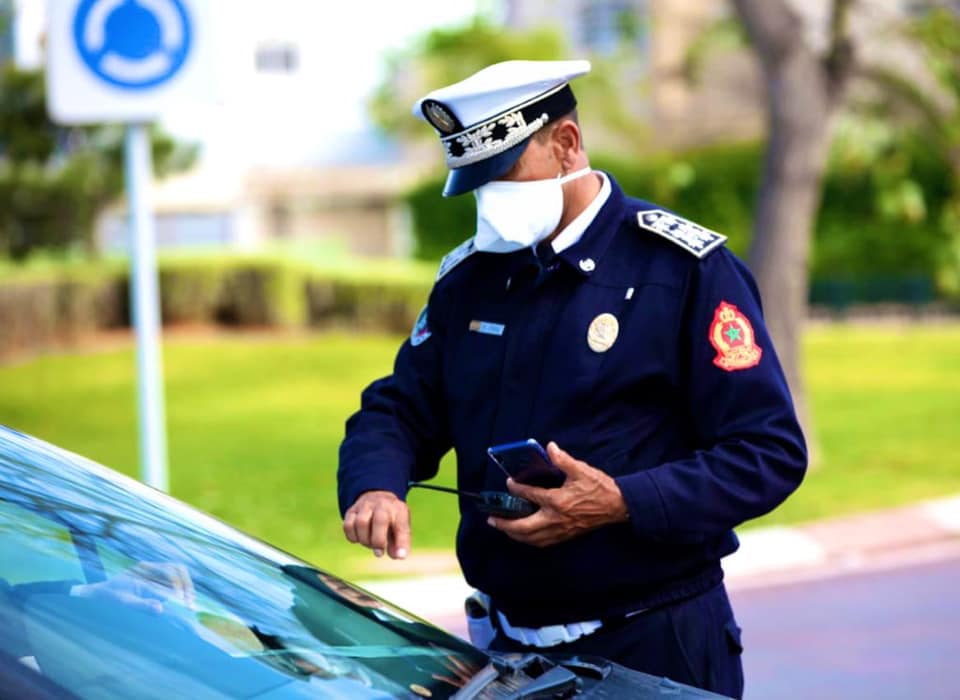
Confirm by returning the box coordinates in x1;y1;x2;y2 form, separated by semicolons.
0;427;488;699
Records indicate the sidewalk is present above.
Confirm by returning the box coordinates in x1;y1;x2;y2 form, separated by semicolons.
359;494;960;632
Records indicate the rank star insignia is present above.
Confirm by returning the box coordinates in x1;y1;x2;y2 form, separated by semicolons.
709;301;762;371
637;210;727;258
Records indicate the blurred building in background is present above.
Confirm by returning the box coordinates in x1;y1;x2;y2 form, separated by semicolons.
7;0;431;258
99;0;426;258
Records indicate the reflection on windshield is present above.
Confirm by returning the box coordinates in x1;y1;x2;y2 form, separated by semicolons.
0;428;486;699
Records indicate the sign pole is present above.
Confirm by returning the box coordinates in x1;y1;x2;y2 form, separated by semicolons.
48;0;212;490
124;122;169;492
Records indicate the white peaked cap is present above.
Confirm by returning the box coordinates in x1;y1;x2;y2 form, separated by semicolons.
412;59;591;129
412;59;592;196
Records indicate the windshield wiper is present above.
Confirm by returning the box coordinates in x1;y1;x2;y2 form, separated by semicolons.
454;654;581;700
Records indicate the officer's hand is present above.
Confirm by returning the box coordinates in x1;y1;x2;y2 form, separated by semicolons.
487;442;629;547
342;490;411;559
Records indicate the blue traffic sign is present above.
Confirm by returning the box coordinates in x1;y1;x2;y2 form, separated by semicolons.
72;0;193;90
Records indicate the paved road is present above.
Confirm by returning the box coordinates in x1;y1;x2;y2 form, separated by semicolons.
732;553;960;699
431;551;960;699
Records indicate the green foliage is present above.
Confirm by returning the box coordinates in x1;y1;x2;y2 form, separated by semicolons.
907;7;960;293
369;17;650;154
403;143;762;263
0;65;56;162
843;8;960;300
216;261;310;328
369;18;567;143
0;67;195;260
403;134;955;304
0;325;956;580
321;279;432;333
0;266;126;354
818;123;952;281
909;7;960;119
592;144;761;258
0;257;434;357
404;178;475;260
158;260;227;324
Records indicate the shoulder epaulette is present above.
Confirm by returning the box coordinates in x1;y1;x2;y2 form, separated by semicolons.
637;209;727;259
436;238;476;281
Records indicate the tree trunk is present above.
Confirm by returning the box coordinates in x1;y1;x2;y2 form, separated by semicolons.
749;46;834;449
730;0;853;457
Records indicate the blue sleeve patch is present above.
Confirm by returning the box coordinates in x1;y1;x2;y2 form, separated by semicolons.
637;209;727;258
410;305;432;346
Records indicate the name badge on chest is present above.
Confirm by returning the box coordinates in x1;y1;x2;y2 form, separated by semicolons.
469;320;506;337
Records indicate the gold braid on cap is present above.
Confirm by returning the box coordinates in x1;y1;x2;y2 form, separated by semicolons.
439;84;577;170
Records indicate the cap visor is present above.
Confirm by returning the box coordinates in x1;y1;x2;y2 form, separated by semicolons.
442;138;531;197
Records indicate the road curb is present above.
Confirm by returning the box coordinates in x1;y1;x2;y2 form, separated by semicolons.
360;493;960;626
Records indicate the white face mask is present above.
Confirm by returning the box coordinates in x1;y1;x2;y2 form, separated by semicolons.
473;167;593;253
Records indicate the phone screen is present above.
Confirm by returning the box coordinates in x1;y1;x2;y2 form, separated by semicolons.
487;439;565;488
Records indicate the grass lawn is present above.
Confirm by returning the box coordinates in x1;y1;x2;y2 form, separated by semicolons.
0;324;957;581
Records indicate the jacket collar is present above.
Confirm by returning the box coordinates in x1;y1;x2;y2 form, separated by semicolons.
553;171;627;278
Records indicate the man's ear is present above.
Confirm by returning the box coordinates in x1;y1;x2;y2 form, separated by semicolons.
551;120;581;171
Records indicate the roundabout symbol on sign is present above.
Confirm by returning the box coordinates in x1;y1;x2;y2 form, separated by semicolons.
72;0;192;90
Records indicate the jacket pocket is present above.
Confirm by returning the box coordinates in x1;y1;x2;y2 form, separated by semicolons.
724;619;744;654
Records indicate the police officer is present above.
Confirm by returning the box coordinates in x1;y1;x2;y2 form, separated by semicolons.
338;60;806;698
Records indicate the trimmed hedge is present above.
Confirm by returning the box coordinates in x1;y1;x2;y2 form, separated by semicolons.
0;270;126;354
0;258;433;357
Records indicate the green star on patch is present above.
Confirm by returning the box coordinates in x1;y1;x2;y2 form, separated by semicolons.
725;326;742;343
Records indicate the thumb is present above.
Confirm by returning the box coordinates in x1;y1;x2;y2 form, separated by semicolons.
547;441;586;477
506;477;551;505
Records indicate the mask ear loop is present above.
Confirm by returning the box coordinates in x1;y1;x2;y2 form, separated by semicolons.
558;167;592;185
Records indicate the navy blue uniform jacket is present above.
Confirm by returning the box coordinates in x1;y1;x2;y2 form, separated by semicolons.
339;175;807;627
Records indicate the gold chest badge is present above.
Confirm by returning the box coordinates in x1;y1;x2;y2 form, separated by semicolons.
587;313;619;353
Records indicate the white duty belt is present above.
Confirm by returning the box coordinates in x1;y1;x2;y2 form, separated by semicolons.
468;590;604;648
497;610;603;647
496;610;604;648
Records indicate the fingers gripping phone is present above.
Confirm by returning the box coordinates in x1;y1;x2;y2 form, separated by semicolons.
487;439;565;489
408;439;561;521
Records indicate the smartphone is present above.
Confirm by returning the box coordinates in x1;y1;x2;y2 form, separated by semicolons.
487;439;565;488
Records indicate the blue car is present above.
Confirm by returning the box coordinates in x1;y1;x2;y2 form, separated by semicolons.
0;426;728;699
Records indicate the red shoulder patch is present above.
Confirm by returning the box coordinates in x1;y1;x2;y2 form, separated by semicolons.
709;301;762;372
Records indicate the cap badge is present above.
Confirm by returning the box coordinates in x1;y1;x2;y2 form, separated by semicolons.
587;313;619;353
709;301;762;371
422;100;458;134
